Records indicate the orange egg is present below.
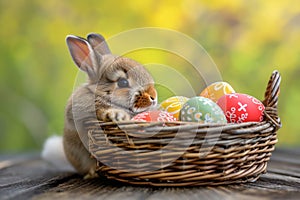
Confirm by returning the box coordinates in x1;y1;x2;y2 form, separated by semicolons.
200;82;235;102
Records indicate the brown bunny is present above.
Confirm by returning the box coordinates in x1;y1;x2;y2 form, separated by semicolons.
43;33;157;178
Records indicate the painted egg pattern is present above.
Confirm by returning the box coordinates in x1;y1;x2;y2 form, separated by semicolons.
217;93;265;123
132;110;177;122
159;96;189;120
200;82;235;102
180;96;227;123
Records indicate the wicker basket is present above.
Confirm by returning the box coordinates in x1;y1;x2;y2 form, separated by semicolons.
85;70;281;187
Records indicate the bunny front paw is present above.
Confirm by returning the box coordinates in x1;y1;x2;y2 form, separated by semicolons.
98;108;131;122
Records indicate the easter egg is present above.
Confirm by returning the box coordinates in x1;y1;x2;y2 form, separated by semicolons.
132;110;177;122
217;93;265;123
179;97;227;123
159;96;189;120
200;82;235;102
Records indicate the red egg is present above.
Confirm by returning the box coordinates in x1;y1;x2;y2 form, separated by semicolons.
217;93;265;123
132;111;177;122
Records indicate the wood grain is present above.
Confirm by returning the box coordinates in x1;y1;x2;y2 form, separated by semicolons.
0;148;299;200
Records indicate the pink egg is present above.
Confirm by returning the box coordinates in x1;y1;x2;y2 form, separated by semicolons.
132;111;177;122
217;93;265;123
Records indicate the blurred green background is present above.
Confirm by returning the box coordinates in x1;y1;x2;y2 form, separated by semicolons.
1;0;300;153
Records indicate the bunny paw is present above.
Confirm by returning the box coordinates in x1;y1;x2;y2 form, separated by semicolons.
101;108;131;122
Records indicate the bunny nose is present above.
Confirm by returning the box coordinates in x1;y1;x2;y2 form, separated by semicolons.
150;96;155;101
133;85;157;112
146;85;157;104
150;96;157;106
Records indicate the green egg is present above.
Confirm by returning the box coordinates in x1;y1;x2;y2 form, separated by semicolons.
179;96;226;123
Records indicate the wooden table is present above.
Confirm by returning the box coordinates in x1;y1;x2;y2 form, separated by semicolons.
0;148;299;200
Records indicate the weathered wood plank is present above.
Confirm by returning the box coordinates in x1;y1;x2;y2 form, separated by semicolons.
0;148;299;200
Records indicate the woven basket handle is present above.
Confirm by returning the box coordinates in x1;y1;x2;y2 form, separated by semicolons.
262;70;281;129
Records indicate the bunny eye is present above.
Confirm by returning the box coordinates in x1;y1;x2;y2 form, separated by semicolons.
117;77;129;88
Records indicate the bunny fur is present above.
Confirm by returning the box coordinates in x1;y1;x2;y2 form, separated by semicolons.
62;33;157;177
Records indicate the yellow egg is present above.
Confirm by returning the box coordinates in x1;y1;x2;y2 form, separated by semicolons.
199;82;235;102
159;96;189;120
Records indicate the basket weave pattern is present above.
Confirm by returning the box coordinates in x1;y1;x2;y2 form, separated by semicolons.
86;71;281;186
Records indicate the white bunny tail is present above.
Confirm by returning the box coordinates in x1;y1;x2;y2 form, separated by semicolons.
41;135;75;172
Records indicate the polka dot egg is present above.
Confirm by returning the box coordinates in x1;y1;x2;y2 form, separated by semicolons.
217;93;265;123
179;96;227;123
200;82;235;102
159;96;189;120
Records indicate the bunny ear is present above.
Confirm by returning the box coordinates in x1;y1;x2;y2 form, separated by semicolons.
66;35;98;80
87;33;111;55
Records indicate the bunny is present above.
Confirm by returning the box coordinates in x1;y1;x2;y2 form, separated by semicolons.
42;33;157;178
